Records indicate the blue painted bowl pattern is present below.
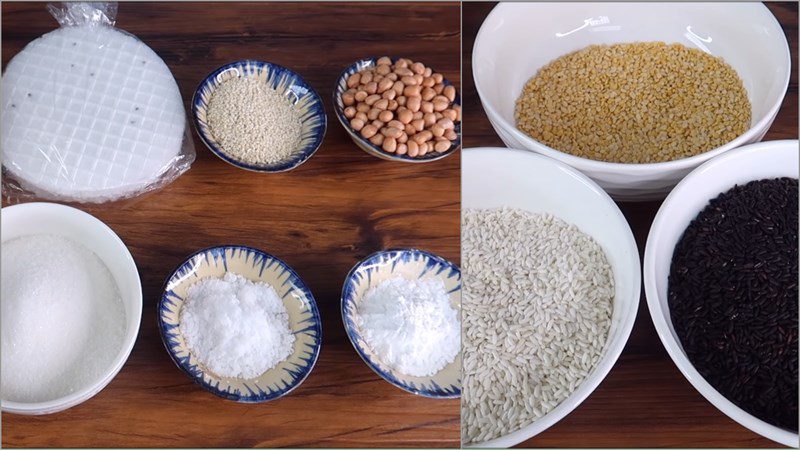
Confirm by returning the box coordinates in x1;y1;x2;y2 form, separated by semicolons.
333;57;461;163
158;245;322;402
341;248;461;398
193;60;327;172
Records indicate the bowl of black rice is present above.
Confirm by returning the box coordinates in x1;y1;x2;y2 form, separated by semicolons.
644;140;799;447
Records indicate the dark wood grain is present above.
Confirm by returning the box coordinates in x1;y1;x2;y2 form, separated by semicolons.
1;2;460;448
463;2;798;448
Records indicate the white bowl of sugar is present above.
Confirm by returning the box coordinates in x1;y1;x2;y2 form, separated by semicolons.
1;202;141;414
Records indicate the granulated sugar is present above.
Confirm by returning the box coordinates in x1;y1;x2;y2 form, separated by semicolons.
207;77;303;165
356;277;460;377
1;234;125;403
180;272;295;379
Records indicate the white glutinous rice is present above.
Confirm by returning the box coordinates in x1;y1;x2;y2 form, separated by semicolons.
179;272;295;379
207;77;303;165
461;208;614;444
356;277;460;377
1;234;125;403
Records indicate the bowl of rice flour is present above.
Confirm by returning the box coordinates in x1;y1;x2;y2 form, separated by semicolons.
1;203;141;415
192;60;326;172
461;148;640;447
341;248;461;398
158;245;322;402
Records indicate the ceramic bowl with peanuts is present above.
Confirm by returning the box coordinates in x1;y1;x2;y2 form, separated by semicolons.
333;56;461;163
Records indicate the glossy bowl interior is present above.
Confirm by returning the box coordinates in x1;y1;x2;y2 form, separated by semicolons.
333;57;461;163
473;3;791;200
462;147;640;447
341;248;461;398
158;245;322;402
193;60;327;172
1;202;142;415
644;140;799;447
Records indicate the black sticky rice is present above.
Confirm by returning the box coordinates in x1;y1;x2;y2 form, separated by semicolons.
668;177;798;432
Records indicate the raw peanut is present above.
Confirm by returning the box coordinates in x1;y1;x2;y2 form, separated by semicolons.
372;120;384;129
365;81;378;94
355;111;368;122
342;91;355;106
379;110;393;123
382;89;396;100
397;132;408;144
423;112;437;127
413;111;424;120
404;86;422;98
365;94;381;106
401;76;418;86
444;128;457;140
369;133;384;146
410;62;425;75
433;83;444;94
413;130;433;144
421;102;434;114
421;87;436;101
397;143;408;155
443;85;456;102
386;73;398;81
413;74;424;85
376;64;391;75
404;123;416;136
374;99;389;110
407;140;419;155
356;103;370;113
432;73;443;84
388;100;399;110
408;143;419;157
377;56;392;65
382;136;397;153
355;90;368;102
350;118;365;131
411;119;425;132
442;109;457;121
423;67;432;77
437;118;454;130
434;112;443;120
388;120;405;130
378;78;393;93
397;109;413;124
367;108;381;120
434;140;450;153
433;97;449;112
395;66;412;76
361;71;373;84
374;74;384;83
392;81;405;96
347;73;361;88
382;127;402;138
344;106;357;119
361;124;378;138
453;105;462;121
431;124;445;137
418;142;429;156
407;96;421;112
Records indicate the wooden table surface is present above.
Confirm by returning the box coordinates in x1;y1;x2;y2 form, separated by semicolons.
463;2;798;448
1;2;460;448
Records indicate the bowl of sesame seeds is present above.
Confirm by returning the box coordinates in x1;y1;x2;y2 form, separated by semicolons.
473;3;791;200
192;60;327;172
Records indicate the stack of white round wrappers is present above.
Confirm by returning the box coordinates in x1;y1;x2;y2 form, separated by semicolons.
1;25;186;202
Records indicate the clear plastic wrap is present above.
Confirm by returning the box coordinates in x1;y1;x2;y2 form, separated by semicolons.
1;2;195;204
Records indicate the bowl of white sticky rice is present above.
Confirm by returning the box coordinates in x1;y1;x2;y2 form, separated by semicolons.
1;202;142;414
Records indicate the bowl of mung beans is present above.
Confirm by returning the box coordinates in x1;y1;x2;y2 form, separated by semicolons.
334;56;461;163
644;140;799;447
193;60;327;173
473;3;791;200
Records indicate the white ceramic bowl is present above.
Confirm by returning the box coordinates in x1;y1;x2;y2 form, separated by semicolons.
1;202;142;414
473;2;791;201
462;147;640;447
644;140;799;447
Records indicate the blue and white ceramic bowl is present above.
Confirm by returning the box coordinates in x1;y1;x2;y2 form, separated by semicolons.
333;57;461;163
158;245;322;402
341;248;461;398
193;60;327;172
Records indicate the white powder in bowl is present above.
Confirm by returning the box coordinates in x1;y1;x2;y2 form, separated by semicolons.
356;277;460;377
1;234;125;403
179;272;295;379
